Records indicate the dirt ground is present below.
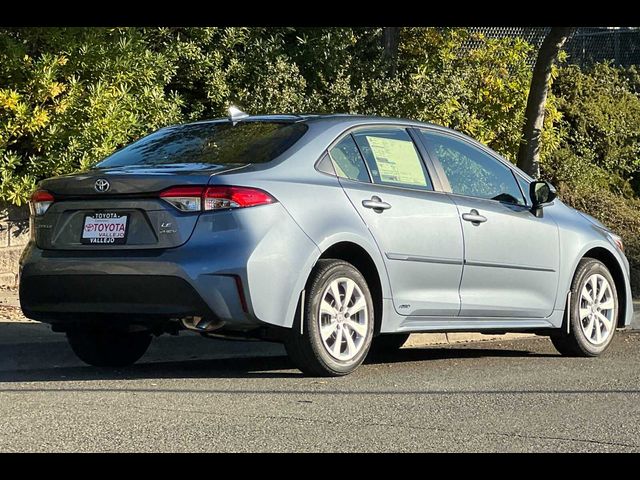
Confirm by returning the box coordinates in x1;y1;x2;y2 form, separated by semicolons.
0;287;29;322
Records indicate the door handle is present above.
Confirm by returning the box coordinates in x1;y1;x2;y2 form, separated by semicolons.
362;196;391;211
462;209;487;224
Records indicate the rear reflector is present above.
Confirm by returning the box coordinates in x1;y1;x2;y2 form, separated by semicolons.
30;190;55;216
232;275;249;313
159;185;276;212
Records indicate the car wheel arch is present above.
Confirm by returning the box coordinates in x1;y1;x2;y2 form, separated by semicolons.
315;241;385;335
280;234;390;331
578;247;627;329
563;243;628;329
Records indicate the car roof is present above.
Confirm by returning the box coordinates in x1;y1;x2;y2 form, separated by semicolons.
152;114;534;182
186;113;441;130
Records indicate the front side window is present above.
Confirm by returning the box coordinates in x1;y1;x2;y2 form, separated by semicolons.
352;128;432;190
420;130;525;205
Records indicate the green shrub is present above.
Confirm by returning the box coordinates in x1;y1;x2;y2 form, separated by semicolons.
550;63;640;195
395;28;537;159
0;28;182;205
0;26;545;207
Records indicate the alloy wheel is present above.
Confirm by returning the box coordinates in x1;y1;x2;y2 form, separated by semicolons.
317;277;369;361
579;273;616;346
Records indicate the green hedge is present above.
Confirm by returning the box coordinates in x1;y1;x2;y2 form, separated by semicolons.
0;28;182;205
0;27;540;205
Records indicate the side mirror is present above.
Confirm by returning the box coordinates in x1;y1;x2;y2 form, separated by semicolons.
529;180;556;217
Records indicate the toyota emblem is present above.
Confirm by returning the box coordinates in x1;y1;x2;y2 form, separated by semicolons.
94;179;110;192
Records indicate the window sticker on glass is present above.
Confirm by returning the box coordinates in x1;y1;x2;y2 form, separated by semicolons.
365;136;427;186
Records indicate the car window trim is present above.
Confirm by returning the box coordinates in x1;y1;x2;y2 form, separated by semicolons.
327;134;373;183
416;127;528;207
406;128;447;192
513;171;531;207
336;173;453;197
444;189;532;211
409;127;450;193
317;122;536;207
318;124;443;192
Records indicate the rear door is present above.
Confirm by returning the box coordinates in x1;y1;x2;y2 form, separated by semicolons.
331;126;464;316
417;129;560;318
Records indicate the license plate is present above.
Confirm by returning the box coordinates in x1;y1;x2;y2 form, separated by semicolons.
81;213;129;245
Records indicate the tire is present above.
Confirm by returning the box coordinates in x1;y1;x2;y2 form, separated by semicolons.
550;258;618;357
285;259;375;377
369;333;410;355
67;328;152;367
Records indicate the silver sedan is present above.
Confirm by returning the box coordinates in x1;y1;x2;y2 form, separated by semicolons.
20;113;633;376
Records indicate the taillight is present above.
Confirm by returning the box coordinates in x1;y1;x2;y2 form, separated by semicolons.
159;186;203;212
159;186;276;212
204;186;275;210
30;190;54;216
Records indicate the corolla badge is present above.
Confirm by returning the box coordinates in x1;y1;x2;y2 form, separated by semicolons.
94;178;110;192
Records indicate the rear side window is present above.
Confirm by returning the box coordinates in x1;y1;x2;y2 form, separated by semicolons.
96;121;308;168
328;135;371;182
352;128;433;190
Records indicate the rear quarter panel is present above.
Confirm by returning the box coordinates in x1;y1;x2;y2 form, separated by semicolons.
210;122;393;329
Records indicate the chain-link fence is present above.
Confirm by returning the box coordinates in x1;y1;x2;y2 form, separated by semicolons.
463;27;640;68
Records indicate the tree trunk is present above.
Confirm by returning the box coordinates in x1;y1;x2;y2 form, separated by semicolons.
383;27;401;75
516;27;575;177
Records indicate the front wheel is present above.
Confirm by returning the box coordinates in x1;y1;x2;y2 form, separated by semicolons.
550;258;618;357
67;328;152;367
285;259;374;377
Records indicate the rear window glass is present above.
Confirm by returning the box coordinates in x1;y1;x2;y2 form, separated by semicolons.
96;121;308;168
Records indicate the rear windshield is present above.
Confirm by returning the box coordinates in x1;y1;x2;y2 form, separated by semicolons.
96;121;308;168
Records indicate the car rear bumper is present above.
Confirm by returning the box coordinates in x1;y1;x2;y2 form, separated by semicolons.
19;241;256;329
21;273;217;320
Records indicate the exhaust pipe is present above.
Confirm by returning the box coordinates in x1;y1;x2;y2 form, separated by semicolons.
181;316;224;333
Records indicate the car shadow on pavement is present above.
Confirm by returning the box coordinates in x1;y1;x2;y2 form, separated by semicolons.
0;355;302;383
0;321;556;384
364;345;554;366
0;348;555;384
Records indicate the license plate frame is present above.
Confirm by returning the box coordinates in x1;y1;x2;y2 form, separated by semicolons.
81;212;130;245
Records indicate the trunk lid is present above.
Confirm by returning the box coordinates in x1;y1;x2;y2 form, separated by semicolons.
34;164;245;250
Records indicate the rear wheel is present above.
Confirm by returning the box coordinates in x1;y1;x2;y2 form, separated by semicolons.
550;258;618;357
67;328;152;367
285;259;374;376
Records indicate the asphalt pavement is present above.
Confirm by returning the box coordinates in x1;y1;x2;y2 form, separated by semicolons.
1;321;639;452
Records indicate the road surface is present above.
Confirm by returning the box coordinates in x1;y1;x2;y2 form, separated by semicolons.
1;321;639;452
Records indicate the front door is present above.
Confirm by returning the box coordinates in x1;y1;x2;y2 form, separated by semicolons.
417;129;560;318
328;126;464;316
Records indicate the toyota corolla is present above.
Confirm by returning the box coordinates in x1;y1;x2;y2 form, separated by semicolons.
19;113;634;376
